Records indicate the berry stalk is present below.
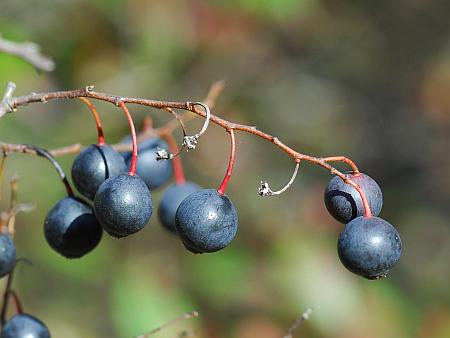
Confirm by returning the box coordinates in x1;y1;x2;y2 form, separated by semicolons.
163;133;185;185
9;290;23;315
217;129;236;195
79;97;105;146
118;102;138;176
24;145;74;197
0;262;23;325
347;178;373;217
322;156;359;173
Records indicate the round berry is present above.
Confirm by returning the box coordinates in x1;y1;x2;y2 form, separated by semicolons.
337;216;402;279
324;172;382;223
175;189;238;253
1;313;51;338
123;137;173;191
0;234;16;278
158;182;201;233
71;144;127;200
44;197;103;258
94;174;152;238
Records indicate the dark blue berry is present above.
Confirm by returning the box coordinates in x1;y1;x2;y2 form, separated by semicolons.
175;189;238;253
158;182;201;232
337;216;402;279
94;174;152;238
123;137;173;191
1;313;51;338
324;173;382;223
71;144;127;200
0;234;16;278
44;197;103;259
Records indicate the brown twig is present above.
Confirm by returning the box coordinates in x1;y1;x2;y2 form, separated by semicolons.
156;80;225;136
135;311;199;338
6;175;19;236
0;35;55;72
0;82;372;215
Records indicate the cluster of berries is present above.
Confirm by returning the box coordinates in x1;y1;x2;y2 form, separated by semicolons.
45;135;237;260
324;173;402;279
0;93;403;336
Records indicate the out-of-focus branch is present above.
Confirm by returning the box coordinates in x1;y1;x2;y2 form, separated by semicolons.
0;34;55;72
283;308;313;338
135;311;199;338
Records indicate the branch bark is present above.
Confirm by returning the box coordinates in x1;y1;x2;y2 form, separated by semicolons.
0;82;374;215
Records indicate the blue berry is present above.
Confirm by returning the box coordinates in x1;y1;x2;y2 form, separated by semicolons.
44;197;103;258
72;144;127;200
337;216;402;279
158;182;201;232
324;173;382;223
123;137;173;191
94;174;152;238
0;234;16;278
1;313;51;338
175;189;238;253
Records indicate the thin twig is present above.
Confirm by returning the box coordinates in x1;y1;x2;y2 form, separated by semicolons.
0;83;373;216
156;80;225;136
283;308;313;338
0;34;55;72
135;311;199;338
259;161;301;196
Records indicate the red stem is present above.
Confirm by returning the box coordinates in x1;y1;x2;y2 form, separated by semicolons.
118;102;137;176
217;129;236;195
322;156;359;173
79;97;105;146
349;180;372;217
163;133;185;185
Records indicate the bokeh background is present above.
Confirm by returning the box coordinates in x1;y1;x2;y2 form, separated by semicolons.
0;1;450;337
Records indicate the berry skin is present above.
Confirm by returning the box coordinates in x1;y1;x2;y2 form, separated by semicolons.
1;313;51;338
123;137;173;191
94;174;152;238
324;173;382;223
337;216;402;279
175;189;238;253
0;234;16;278
44;197;103;259
158;182;201;232
71;144;127;200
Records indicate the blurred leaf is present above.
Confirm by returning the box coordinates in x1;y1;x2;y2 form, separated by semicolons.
184;246;253;304
111;261;197;338
209;0;315;20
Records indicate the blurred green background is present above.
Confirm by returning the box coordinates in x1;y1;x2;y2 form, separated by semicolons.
0;0;449;337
